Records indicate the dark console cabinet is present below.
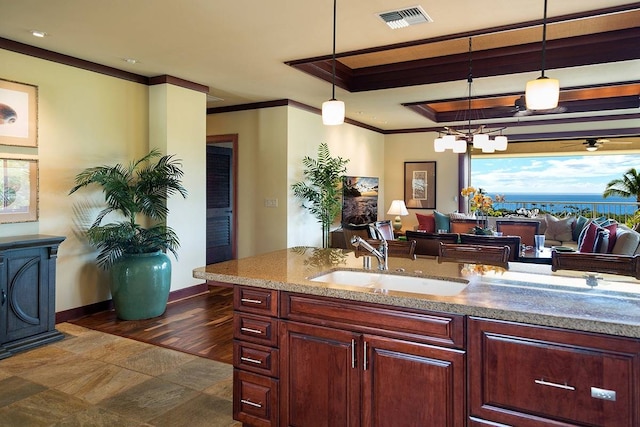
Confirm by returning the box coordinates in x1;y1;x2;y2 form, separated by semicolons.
0;235;65;359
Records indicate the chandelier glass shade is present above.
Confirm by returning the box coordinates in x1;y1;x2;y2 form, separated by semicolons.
433;38;508;153
525;0;559;110
322;0;344;126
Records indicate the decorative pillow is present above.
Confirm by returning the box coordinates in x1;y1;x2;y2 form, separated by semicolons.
433;211;450;232
578;222;605;253
603;222;618;253
415;213;435;232
572;215;589;241
611;227;640;255
449;212;471;220
544;214;575;242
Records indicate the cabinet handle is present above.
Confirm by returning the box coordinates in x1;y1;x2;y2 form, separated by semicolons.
241;298;263;304
351;339;356;369
535;379;575;391
363;341;368;371
240;356;263;365
240;399;263;408
241;327;263;335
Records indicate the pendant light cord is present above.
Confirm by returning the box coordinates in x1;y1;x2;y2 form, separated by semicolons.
541;0;548;78
467;37;472;138
331;0;337;100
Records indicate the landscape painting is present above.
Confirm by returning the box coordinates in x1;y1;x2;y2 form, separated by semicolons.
342;176;378;225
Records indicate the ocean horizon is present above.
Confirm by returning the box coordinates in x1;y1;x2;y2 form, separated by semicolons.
488;193;638;215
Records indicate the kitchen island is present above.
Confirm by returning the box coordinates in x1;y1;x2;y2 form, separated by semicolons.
193;247;640;427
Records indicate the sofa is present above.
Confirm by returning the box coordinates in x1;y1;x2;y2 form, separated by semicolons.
415;212;640;256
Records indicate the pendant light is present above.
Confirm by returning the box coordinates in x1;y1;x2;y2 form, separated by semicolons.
525;0;559;110
322;0;345;125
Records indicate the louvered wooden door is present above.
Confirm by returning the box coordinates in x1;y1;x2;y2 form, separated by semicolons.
206;145;234;264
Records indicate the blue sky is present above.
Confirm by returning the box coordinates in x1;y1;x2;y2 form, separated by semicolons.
471;154;639;194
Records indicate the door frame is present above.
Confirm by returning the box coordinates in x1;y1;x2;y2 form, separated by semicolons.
206;133;238;260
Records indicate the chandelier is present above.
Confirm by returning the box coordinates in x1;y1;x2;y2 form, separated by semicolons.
434;38;508;153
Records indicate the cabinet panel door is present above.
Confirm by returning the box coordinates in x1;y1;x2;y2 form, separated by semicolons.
280;321;361;427
469;318;640;427
5;248;47;342
362;335;466;427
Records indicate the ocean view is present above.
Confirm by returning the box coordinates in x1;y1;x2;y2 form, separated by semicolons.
489;193;639;216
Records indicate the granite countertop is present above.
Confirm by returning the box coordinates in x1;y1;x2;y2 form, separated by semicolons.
192;247;640;338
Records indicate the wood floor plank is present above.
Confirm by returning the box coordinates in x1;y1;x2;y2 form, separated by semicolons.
70;286;234;364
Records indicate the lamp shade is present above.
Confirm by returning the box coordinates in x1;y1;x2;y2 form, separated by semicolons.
387;200;408;216
494;135;508;151
434;137;445;152
525;76;559;110
322;99;345;125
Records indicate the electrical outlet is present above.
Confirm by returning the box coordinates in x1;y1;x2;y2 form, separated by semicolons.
264;198;278;208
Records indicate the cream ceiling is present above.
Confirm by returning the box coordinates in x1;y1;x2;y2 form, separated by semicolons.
0;0;638;136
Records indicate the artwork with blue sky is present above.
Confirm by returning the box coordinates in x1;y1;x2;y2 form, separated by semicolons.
472;154;639;195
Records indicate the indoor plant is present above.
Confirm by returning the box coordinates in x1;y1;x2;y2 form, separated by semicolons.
291;142;349;248
69;149;187;320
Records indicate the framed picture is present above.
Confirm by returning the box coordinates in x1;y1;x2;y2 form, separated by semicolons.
0;79;38;147
404;161;436;209
342;176;379;225
0;158;38;223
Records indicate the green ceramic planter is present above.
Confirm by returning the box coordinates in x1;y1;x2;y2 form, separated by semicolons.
110;251;171;320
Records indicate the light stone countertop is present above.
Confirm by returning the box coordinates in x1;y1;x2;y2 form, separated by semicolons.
192;247;640;338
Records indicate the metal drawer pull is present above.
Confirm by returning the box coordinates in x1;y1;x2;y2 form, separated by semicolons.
240;399;263;408
535;379;575;391
363;341;368;371
241;298;263;304
241;327;263;335
240;356;263;365
591;387;616;401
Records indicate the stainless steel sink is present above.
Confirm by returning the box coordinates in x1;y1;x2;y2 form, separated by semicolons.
310;269;468;296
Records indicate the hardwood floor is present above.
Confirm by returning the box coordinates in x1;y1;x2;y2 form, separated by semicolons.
71;285;234;364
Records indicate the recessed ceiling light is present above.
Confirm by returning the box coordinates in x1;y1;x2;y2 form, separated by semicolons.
31;30;47;38
123;58;139;64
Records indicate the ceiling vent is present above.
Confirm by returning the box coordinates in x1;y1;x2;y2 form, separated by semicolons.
377;6;432;29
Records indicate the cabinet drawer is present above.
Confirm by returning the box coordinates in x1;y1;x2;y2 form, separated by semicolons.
469;318;640;427
234;313;278;346
234;286;278;316
282;292;464;348
233;369;278;427
233;340;279;377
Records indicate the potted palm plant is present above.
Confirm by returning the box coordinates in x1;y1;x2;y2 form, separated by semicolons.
292;143;349;248
69;149;187;320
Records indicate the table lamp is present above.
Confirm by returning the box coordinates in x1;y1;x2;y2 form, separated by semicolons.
387;200;409;231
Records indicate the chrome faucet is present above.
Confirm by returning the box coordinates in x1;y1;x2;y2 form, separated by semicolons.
351;230;388;271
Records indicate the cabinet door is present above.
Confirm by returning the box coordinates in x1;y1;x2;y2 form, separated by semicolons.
280;321;361;427
469;317;640;427
4;247;48;342
362;334;466;427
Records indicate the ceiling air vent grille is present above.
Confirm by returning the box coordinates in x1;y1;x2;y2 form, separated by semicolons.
377;6;432;29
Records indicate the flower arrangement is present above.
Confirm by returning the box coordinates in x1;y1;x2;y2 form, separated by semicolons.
460;186;494;215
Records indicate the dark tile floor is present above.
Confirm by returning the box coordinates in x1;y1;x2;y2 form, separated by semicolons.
0;323;240;426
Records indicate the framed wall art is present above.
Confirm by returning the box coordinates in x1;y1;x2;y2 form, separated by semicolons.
0;158;38;223
342;176;379;225
404;161;436;209
0;78;38;147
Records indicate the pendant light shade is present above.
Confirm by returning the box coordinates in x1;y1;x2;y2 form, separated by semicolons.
322;99;345;125
525;76;559;110
525;0;559;110
322;0;345;126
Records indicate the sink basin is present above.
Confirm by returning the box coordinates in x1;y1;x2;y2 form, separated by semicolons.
310;270;468;296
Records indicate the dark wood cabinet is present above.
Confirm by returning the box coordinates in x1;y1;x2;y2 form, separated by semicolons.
280;292;466;427
468;317;640;427
0;235;65;359
233;286;280;427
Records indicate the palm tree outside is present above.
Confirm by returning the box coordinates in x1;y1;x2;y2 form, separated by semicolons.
603;168;640;203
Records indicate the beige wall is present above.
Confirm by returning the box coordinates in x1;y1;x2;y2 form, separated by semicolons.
0;48;206;312
207;106;386;252
384;133;461;231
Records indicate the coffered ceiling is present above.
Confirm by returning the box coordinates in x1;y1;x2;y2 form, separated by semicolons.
0;0;638;141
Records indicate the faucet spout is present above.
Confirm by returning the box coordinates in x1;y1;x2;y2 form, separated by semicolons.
351;234;388;271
